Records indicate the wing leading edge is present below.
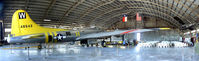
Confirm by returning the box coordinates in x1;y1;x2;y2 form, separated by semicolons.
76;28;170;40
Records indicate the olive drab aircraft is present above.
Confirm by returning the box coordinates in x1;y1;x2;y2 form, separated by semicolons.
7;10;170;44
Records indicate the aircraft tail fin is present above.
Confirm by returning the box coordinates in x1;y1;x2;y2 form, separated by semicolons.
11;10;66;36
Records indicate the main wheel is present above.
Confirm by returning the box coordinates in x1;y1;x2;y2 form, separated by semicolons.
38;44;42;49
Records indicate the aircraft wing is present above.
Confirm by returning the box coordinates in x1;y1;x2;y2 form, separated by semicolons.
76;28;170;40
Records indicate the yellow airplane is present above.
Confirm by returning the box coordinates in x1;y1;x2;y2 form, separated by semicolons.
7;10;170;45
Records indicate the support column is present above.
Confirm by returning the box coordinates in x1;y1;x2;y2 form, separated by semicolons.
196;29;198;43
190;31;194;46
110;36;112;42
122;35;125;45
190;31;192;38
136;21;143;29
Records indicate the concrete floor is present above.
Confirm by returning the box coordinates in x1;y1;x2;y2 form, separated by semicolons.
0;44;199;61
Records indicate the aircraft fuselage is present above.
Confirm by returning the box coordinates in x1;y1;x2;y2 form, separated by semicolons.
8;31;79;43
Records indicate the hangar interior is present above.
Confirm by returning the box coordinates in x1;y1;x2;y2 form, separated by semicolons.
0;0;199;61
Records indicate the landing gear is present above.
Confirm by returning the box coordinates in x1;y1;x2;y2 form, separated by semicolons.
80;39;89;47
69;41;75;45
43;43;47;59
38;44;42;49
26;43;31;60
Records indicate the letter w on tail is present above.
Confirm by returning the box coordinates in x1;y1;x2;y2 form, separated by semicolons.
18;12;26;19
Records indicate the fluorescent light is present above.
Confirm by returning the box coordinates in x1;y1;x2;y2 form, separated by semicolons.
44;19;51;21
191;30;196;33
90;26;96;28
5;28;11;32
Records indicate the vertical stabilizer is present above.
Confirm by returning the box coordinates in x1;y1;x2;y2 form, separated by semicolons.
11;10;66;36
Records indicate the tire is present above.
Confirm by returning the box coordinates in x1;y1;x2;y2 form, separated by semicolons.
38;44;42;49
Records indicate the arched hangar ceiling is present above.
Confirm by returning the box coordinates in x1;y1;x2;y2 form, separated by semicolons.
3;0;199;29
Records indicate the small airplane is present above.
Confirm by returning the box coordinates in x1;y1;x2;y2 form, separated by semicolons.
7;10;170;46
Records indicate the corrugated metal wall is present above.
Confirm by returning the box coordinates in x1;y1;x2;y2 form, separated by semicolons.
126;30;181;41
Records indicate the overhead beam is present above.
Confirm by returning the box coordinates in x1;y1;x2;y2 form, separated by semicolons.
95;6;180;26
42;0;56;20
89;7;124;25
173;0;195;15
24;0;29;10
57;0;193;26
181;0;195;15
79;0;115;21
126;0;194;23
104;12;178;29
88;1;193;26
186;1;198;16
59;0;85;22
100;9;180;28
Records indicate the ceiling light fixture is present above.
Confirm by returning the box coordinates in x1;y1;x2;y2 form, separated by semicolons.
44;19;51;21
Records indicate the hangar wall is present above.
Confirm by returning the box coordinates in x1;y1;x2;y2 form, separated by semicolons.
126;30;181;41
109;17;172;29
